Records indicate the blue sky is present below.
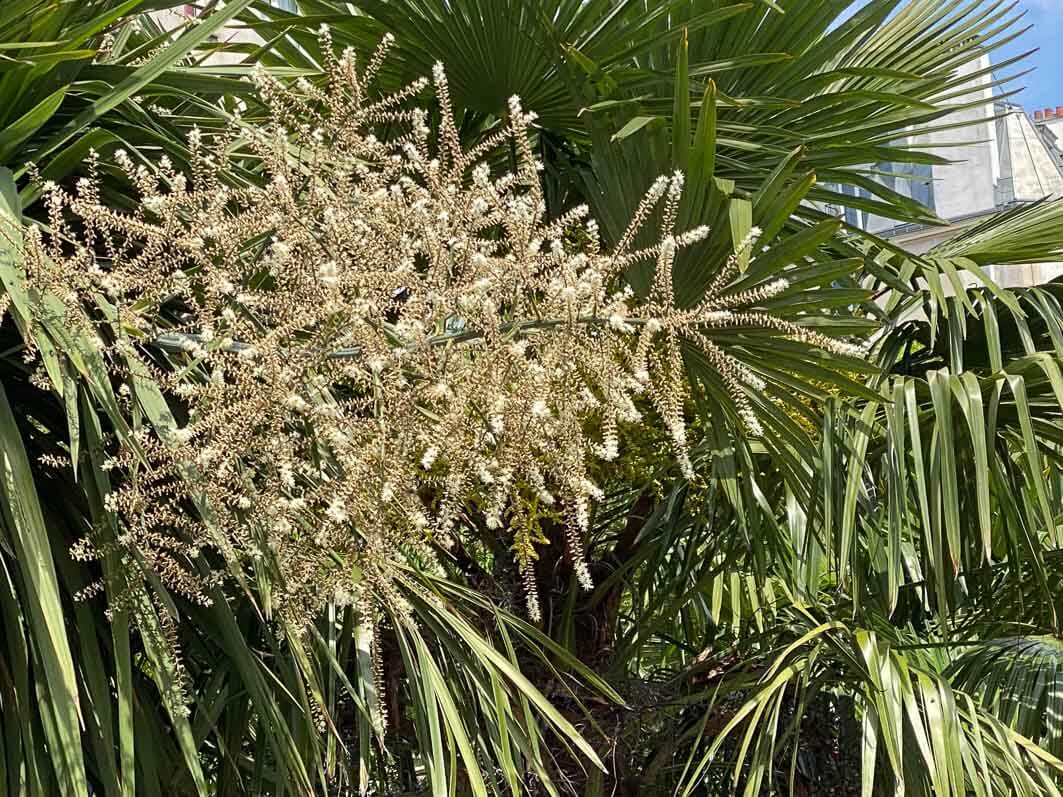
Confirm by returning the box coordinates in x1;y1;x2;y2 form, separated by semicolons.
838;2;1063;113
1001;1;1063;115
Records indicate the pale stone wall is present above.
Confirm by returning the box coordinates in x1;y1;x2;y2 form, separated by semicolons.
836;52;1063;289
150;5;260;66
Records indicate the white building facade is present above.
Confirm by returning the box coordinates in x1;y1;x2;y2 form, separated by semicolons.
826;55;1063;288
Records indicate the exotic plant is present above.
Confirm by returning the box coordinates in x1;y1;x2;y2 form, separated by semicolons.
13;30;864;646
4;4;1063;795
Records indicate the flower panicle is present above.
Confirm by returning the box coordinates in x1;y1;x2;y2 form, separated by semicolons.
19;31;866;635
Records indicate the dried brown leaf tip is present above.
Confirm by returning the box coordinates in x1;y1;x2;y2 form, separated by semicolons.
23;32;863;624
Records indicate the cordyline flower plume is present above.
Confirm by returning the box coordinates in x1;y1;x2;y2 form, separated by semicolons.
13;31;863;629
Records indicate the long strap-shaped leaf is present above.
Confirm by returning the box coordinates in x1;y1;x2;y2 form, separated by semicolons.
0;382;87;796
31;0;258;166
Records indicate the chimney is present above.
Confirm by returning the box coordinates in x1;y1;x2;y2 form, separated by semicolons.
1035;110;1044;120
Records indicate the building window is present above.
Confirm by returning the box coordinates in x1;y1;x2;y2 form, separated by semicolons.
877;160;896;194
838;182;865;229
909;162;935;211
866;159;936;219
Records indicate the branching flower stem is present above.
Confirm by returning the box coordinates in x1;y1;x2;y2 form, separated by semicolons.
19;32;864;639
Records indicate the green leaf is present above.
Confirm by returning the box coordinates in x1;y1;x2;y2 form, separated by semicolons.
33;0;259;164
0;86;66;163
0;382;87;796
610;114;662;142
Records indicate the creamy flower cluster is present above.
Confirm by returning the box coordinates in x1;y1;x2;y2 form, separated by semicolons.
23;34;863;623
